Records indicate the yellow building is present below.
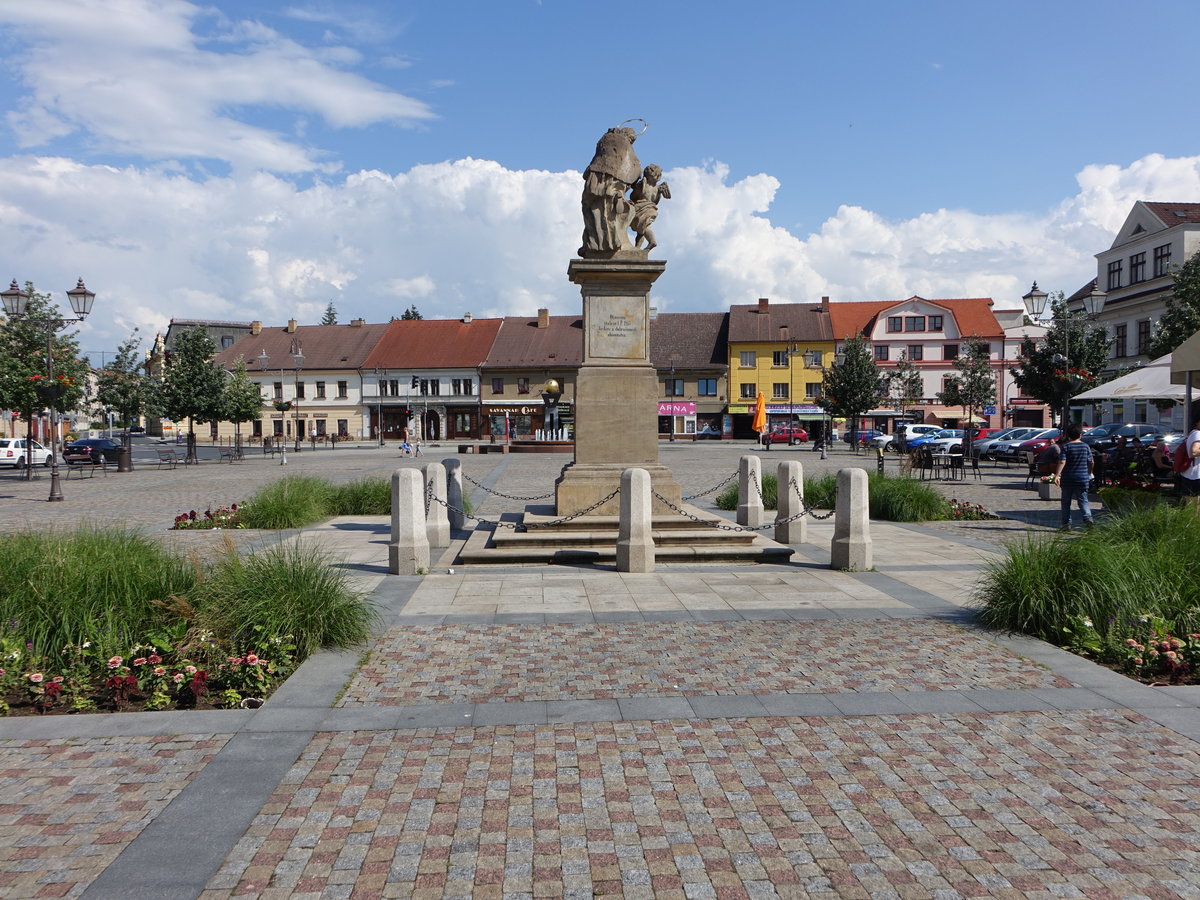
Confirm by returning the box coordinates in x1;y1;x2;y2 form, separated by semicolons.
726;298;836;438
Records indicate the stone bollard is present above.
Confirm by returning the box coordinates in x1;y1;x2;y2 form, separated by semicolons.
831;467;871;571
424;462;451;548
616;467;654;573
1036;479;1061;501
774;460;806;545
443;457;465;531
737;455;764;527
390;468;431;575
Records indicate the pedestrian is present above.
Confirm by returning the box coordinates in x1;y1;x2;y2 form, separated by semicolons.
1052;423;1094;530
1179;413;1200;497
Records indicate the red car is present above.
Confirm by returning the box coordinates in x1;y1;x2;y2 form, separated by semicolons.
1016;429;1062;459
761;426;809;445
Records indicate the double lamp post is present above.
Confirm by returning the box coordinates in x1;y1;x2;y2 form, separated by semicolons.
1021;282;1106;428
1;278;97;502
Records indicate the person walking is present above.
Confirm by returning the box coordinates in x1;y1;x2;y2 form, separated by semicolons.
1052;423;1094;530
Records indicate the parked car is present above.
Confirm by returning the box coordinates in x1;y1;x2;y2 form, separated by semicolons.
993;428;1058;461
1015;429;1062;459
920;429;969;454
869;424;941;452
1082;423;1170;454
973;427;1041;459
843;429;884;446
63;437;124;465
0;438;52;467
761;426;809;445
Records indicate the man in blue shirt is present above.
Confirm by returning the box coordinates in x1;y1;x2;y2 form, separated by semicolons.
1052;423;1094;529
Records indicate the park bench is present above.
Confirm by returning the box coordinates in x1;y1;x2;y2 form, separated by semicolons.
155;447;180;469
63;452;107;478
218;446;242;463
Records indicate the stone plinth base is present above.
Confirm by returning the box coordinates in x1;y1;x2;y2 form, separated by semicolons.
1037;480;1061;501
556;463;681;517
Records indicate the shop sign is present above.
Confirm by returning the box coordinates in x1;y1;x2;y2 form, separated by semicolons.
1009;398;1041;405
658;401;695;415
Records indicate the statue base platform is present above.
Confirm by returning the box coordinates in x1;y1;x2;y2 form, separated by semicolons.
556;463;681;517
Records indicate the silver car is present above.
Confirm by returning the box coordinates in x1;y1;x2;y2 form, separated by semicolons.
992;428;1058;461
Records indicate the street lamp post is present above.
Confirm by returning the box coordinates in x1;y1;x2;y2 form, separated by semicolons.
373;368;386;445
1;278;97;502
257;340;304;464
1022;282;1107;428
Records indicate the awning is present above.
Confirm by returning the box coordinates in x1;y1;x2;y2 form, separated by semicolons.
1170;331;1200;389
1075;354;1185;402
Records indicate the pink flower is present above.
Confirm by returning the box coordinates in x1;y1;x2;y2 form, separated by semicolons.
148;654;162;664
1166;651;1178;660
28;673;44;683
184;665;197;675
246;654;258;665
153;667;166;676
51;676;63;683
108;656;123;668
1125;639;1138;647
1134;657;1143;664
133;657;147;666
173;672;185;683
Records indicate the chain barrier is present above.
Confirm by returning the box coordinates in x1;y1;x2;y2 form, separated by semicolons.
680;470;737;501
787;475;837;521
425;494;524;530
460;470;556;502
523;488;622;528
424;487;623;532
424;477;433;517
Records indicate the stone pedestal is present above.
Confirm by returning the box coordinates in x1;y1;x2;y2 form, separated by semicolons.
1037;479;1061;501
831;468;871;571
774;460;806;545
555;258;682;516
616;467;655;573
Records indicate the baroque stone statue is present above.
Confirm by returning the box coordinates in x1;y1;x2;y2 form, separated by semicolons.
579;121;668;258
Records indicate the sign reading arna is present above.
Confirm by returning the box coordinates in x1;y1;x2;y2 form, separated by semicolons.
588;295;646;360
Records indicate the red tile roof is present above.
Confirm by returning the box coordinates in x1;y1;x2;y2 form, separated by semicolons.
727;301;833;343
483;315;584;369
362;317;504;369
215;323;389;372
1145;202;1200;226
827;297;1001;340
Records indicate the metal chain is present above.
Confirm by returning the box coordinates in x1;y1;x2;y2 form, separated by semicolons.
460;470;556;501
680;469;737;501
425;494;523;529
424;477;433;517
650;489;792;531
425;488;622;532
523;488;622;529
786;475;837;521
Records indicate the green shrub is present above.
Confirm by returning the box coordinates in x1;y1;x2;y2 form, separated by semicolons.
240;476;334;529
329;477;392;515
976;503;1200;642
0;527;197;661
193;541;378;659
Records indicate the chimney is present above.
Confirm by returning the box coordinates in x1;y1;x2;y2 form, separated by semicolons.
250;320;262;335
350;317;364;327
821;296;829;304
537;308;550;328
463;311;473;324
757;298;769;314
286;319;297;333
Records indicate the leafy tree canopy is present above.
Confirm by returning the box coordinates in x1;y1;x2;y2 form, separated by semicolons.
1148;249;1200;359
937;337;996;426
159;327;226;426
93;330;155;429
817;334;885;424
221;359;266;426
887;351;924;414
0;282;91;416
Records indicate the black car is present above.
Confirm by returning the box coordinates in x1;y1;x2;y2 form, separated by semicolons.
63;438;124;464
1081;423;1168;454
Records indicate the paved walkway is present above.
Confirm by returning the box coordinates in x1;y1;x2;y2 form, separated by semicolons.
3;445;1200;898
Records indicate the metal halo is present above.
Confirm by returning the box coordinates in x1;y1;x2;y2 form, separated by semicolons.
618;118;649;136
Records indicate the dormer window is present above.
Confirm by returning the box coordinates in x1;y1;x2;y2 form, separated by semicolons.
905;316;925;332
929;315;943;331
886;316;902;332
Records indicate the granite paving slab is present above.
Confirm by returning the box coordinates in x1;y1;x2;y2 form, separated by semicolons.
203;710;1200;899
338;620;1073;706
0;734;230;900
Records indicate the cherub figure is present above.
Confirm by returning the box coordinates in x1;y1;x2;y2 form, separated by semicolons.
629;164;670;250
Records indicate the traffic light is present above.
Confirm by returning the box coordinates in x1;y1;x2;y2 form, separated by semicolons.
411;375;419;388
403;408;412;418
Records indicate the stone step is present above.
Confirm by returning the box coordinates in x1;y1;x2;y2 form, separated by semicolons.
489;528;758;550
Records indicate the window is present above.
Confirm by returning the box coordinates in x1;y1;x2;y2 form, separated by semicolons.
739;351;756;368
740;383;756;399
517;377;530;394
427;380;440;396
1107;260;1122;290
273;381;283;401
1129;252;1146;284
452;378;474;395
273;420;284;436
665;378;684;397
943;344;959;361
491;378;504;394
1114;324;1127;358
252;419;262;437
772;350;788;367
805;383;822;399
942;375;955;394
1154;243;1172;277
315;419;327;436
315;381;326;400
907;345;923;361
698;378;717;396
454;413;473;434
336;380;347;399
1137;320;1151;356
462;378;473;395
221;335;234;349
886;316;902;332
388;379;399;397
905;316;926;331
874;345;888;361
337;419;348;436
772;382;788;399
929;315;943;331
295;381;305;400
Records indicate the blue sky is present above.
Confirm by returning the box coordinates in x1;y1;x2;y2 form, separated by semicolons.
3;0;1200;356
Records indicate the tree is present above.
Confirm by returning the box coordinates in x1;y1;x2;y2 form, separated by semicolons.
0;283;90;476
320;302;338;325
400;305;423;320
937;337;996;439
93;331;154;435
1010;292;1110;427
1148;249;1200;359
158;327;226;461
220;359;266;448
817;334;885;450
887;351;924;419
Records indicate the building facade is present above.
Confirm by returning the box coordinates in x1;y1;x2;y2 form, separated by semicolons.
650;311;729;438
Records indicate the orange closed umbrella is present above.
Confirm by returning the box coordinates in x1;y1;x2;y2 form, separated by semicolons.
752;392;767;434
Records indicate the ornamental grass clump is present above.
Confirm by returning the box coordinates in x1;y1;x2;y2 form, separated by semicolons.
328;477;392;516
715;470;948;522
239;475;334;529
975;503;1200;644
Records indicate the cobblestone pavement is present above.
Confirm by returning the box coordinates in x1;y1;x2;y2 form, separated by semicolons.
2;440;1197;899
339;621;1072;706
0;735;230;899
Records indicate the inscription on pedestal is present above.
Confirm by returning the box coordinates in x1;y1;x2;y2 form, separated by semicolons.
588;296;645;361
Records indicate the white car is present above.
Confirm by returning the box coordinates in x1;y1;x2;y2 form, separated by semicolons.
0;438;52;467
921;429;969;454
869;424;941;452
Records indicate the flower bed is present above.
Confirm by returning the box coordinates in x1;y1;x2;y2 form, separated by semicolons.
1059;614;1200;686
173;504;245;529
